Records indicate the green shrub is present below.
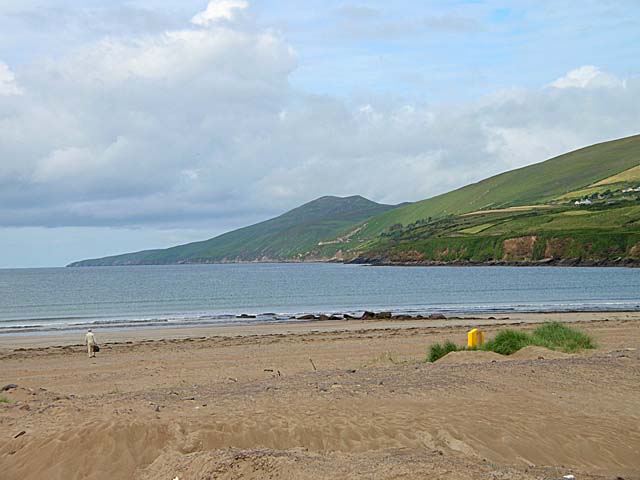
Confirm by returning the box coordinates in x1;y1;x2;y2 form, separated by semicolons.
531;322;596;352
427;341;461;362
482;330;532;355
0;396;9;404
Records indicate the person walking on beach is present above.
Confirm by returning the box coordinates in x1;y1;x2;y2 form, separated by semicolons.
85;329;97;358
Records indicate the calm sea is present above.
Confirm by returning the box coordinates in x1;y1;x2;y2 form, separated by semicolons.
1;263;639;335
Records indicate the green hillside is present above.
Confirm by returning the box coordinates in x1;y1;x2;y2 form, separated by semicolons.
346;134;640;243
351;202;640;265
339;134;640;265
68;196;397;266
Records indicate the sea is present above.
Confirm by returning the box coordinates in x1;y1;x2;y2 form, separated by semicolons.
1;263;639;335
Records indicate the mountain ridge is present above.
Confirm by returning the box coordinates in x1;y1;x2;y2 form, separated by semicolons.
68;195;397;266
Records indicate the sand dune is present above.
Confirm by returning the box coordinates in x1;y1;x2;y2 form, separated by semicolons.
510;345;572;360
436;350;505;364
2;421;169;480
437;346;574;364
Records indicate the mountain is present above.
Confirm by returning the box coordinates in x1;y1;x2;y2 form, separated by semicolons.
334;134;640;265
68;195;397;266
70;134;640;267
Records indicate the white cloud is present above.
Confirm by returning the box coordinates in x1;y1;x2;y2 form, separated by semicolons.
550;65;623;89
0;61;22;95
191;0;249;26
55;28;293;87
0;3;639;232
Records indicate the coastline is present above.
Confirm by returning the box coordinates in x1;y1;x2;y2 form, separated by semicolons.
350;258;640;268
2;310;639;350
67;258;640;268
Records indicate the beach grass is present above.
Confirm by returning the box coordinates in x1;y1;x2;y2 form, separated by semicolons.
482;330;534;355
530;322;596;352
427;340;461;363
427;322;596;361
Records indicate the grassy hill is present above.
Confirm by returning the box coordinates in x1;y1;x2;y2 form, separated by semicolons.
342;134;640;244
337;134;640;265
68;196;397;266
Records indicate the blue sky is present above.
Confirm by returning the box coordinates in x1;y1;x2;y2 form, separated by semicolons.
0;0;639;267
274;1;639;100
3;1;638;99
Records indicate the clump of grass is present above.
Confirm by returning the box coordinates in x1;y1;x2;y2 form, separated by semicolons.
482;322;596;355
427;341;462;362
530;322;596;352
482;330;531;355
426;322;595;362
0;396;10;404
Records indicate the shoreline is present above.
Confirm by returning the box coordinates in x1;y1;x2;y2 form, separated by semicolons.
3;304;640;338
2;309;639;350
67;259;640;268
350;258;640;268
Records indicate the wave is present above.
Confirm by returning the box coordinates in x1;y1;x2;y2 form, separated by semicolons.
2;301;640;336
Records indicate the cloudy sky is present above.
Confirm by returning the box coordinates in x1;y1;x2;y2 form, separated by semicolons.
1;0;639;267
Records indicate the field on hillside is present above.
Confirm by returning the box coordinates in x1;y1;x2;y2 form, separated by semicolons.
338;135;640;242
346;201;640;264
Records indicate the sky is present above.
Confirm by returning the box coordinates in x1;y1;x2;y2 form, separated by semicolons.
0;0;639;267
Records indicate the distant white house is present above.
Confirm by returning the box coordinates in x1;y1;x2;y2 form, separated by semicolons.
622;186;640;193
574;198;592;206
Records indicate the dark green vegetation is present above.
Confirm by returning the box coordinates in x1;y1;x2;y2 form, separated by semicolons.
69;196;396;266
528;321;596;352
427;322;596;362
482;330;532;356
0;396;9;404
70;134;640;266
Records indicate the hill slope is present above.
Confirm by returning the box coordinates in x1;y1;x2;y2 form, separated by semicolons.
68;196;397;266
346;134;640;242
339;135;640;265
351;203;640;266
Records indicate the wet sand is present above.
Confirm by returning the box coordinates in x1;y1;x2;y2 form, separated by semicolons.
1;312;639;479
2;310;640;350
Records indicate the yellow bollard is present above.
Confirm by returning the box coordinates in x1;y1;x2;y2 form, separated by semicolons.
467;329;478;348
467;329;485;348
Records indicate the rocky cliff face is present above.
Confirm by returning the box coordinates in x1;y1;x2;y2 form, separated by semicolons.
350;234;640;267
502;236;537;262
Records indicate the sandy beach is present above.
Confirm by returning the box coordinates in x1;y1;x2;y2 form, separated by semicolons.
1;311;639;479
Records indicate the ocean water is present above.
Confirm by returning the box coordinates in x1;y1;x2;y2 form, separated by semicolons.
1;263;639;335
